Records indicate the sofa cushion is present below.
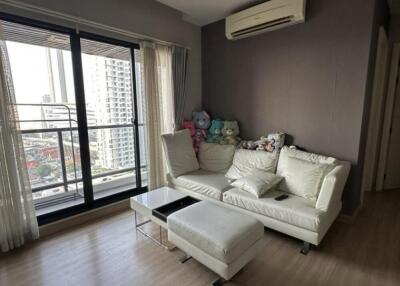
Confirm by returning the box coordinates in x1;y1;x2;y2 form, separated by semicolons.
198;143;235;173
167;201;264;264
278;157;330;201
230;169;283;198
223;188;326;232
277;146;337;201
277;146;337;170
161;129;199;177
169;170;232;200
226;149;279;180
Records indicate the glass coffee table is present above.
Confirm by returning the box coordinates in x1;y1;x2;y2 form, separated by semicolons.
130;187;198;249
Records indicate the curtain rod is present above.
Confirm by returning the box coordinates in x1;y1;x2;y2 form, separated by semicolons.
0;0;190;49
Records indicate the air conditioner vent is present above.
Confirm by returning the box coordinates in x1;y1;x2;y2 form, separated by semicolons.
231;16;293;38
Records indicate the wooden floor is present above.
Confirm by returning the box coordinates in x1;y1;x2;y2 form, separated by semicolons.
1;191;399;286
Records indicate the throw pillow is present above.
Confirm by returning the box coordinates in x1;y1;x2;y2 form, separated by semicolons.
231;169;283;198
278;156;330;201
198;143;235;173
225;149;279;180
161;129;199;177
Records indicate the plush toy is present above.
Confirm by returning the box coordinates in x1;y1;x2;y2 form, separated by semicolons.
206;119;224;143
193;129;207;153
239;140;258;150
256;136;274;152
266;132;286;152
192;111;211;130
221;121;240;145
239;132;286;152
182;120;196;137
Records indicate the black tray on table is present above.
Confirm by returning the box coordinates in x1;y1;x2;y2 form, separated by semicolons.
152;196;199;223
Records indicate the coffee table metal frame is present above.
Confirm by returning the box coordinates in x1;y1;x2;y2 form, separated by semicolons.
131;187;186;250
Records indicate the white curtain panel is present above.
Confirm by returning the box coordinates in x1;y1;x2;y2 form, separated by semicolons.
0;29;39;252
140;42;174;190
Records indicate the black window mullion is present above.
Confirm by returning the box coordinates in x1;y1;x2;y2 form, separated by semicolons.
70;33;94;205
130;48;142;189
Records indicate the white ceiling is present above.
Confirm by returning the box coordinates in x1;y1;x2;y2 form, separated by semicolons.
156;0;262;26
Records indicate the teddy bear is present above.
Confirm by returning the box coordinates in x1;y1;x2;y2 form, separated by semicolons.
206;119;224;143
182;120;196;137
221;121;240;146
182;120;196;150
192;111;211;130
193;129;207;153
191;111;211;152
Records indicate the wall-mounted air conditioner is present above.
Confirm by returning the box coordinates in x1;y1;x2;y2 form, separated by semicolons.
226;0;306;40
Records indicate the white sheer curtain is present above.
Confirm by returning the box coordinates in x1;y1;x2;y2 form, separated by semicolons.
140;42;174;190
0;27;39;252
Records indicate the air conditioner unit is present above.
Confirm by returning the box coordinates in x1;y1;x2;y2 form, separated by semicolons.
226;0;306;40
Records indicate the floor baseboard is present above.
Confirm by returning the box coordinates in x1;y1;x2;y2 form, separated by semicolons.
39;199;131;238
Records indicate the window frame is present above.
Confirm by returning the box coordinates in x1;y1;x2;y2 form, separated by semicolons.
0;12;147;225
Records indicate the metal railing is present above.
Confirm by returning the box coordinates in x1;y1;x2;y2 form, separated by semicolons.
15;103;144;198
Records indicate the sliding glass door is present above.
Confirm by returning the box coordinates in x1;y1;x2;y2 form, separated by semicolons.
80;37;141;199
0;13;146;221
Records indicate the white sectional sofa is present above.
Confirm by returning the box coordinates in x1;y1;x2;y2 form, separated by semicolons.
162;130;351;253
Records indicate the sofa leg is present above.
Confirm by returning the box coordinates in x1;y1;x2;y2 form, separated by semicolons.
300;242;311;255
179;254;192;263
212;277;225;286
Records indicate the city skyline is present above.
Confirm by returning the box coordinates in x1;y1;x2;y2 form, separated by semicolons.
7;39;145;203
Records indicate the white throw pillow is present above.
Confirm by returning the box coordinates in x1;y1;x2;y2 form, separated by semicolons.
231;169;283;198
226;149;279;180
278;156;330;201
161;129;199;177
198;143;235;173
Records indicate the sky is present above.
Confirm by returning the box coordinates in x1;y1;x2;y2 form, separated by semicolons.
6;40;143;129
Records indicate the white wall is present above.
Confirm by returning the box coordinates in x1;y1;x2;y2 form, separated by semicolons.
0;0;202;118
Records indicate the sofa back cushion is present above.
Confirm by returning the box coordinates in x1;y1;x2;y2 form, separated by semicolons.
198;143;235;173
161;129;199;177
277;146;337;201
225;149;279;180
278;157;331;201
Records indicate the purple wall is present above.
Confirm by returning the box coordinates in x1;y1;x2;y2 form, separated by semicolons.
202;0;387;214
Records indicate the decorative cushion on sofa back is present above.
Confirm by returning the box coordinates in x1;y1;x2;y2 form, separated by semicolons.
225;149;279;180
198;143;235;173
277;146;337;167
277;146;337;201
161;129;199;177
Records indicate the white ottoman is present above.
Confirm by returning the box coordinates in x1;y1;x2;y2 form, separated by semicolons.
167;201;264;283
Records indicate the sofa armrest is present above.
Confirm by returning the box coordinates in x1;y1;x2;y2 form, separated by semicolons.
316;161;351;212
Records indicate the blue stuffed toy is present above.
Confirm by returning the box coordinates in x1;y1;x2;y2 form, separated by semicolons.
192;111;211;130
206;119;224;143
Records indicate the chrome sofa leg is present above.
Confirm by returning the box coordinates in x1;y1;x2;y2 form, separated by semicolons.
179;254;192;263
300;241;311;255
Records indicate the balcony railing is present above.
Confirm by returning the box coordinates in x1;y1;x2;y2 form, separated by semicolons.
15;103;145;209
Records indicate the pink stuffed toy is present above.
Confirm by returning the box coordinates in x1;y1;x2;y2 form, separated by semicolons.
182;120;197;151
182;120;196;137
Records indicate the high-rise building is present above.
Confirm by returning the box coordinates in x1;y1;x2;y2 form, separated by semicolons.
83;55;135;171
